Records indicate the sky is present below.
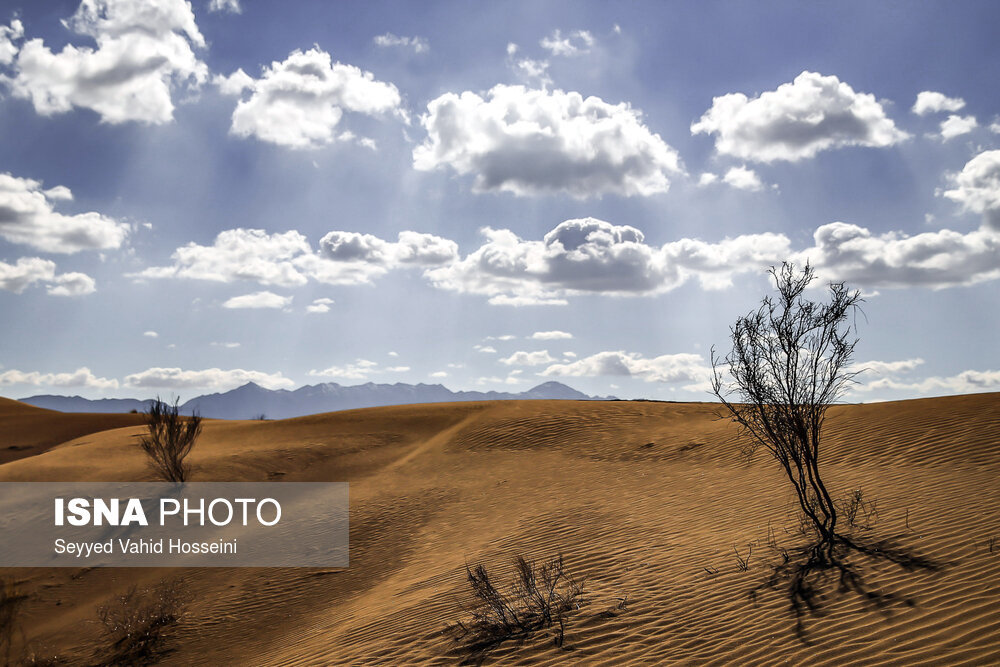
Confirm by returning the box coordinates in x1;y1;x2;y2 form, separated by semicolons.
0;0;998;404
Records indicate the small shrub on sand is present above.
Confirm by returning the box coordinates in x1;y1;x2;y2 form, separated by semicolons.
451;554;584;657
94;580;185;666
140;397;201;483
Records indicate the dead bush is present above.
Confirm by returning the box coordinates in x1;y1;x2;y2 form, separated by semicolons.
94;580;185;666
140;397;202;483
450;554;584;658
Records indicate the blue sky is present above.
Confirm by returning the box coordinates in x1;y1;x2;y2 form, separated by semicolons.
0;0;998;402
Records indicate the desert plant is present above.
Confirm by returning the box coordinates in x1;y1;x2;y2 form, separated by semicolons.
734;544;753;572
95;580;184;666
711;261;863;561
838;489;878;531
451;554;584;657
139;397;201;483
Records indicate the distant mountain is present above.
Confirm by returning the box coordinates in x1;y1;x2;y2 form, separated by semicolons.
19;381;613;420
17;395;155;414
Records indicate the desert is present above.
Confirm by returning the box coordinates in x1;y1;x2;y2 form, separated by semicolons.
2;391;999;664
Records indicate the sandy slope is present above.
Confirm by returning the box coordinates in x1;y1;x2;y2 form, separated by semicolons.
0;397;145;465
2;394;999;665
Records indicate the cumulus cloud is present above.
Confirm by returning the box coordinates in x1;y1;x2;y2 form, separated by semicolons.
942;150;1000;230
539;29;594;57
692;71;908;162
430;371;448;378
138;229;313;286
306;297;334;313
222;290;292;309
124;367;293;390
0;256;96;295
207;0;241;14
912;91;965;116
5;0;207;125
531;330;573;340
541;350;710;387
801;221;1000;288
697;172;719;187
854;369;1000;396
373;33;428;54
0;19;23;66
499;350;556;366
426;217;791;302
218;47;403;149
939;114;977;140
0;366;118;389
136;227;457;288
143;330;159;338
0;173;129;253
722;165;764;191
851;358;925;376
47;272;96;296
414;85;683;197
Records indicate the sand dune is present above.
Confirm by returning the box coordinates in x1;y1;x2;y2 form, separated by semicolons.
0;396;145;465
2;394;999;664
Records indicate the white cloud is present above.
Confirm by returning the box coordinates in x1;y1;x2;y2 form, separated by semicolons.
388;351;399;357
474;345;497;354
427;217;790;303
124;367;293;390
306;297;334;313
939;114;977;140
136;227;456;287
47;272;96;296
942;150;1000;230
385;365;410;373
0;19;23;66
499;350;556;366
991;120;1000;134
853;369;1000;396
802;221;1000;288
219;47;403;149
511;58;552;87
222;291;292;309
541;350;710;386
722;165;764;191
692;71;908;162
307;359;377;381
697;172;718;187
851;358;925;376
207;0;241;14
531;330;573;340
0;256;96;295
7;0;207;125
539;29;594;57
0;173;129;253
137;229;311;286
211;341;240;348
430;371;448;378
476;374;524;386
414;85;683;197
143;330;159;338
0;366;118;390
373;33;428;54
912;91;965;116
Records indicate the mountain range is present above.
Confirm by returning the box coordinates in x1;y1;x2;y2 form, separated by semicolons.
19;381;613;420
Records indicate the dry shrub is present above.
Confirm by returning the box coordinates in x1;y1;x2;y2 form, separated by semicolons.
95;580;185;666
451;554;584;659
140;397;202;483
